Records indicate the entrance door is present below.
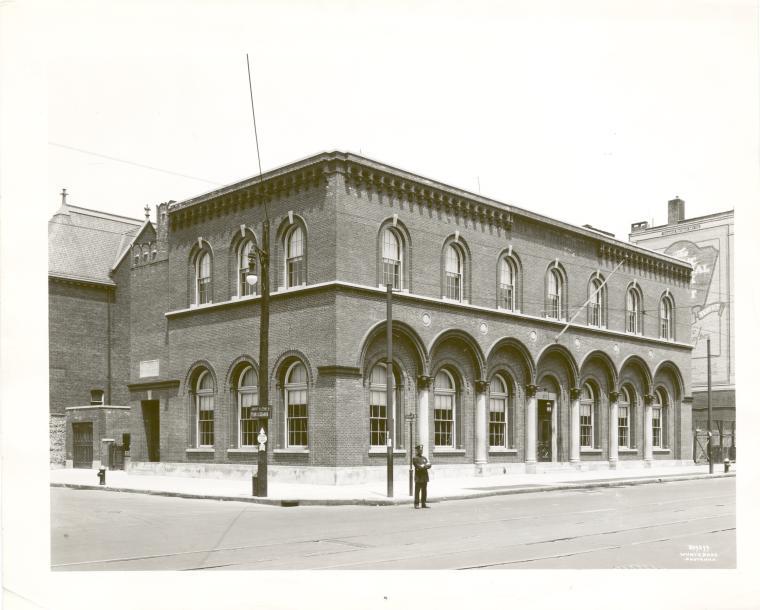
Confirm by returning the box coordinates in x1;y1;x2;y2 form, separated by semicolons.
537;400;553;462
142;400;160;462
72;422;93;468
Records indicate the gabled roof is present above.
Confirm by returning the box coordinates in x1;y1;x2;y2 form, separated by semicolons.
48;203;143;285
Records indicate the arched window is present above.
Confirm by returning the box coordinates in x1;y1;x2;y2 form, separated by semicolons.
434;369;457;448
652;388;668;449
547;268;564;320
285;226;305;288
580;383;597;449
498;256;518;311
619;385;637;449
444;244;463;301
659;295;674;340
196;251;212;305
238;365;259;447
142;245;149;263
133;246;141;267
588;276;606;327
238;240;257;297
151;243;157;261
90;389;104;406
284;362;308;447
626;286;642;334
489;375;513;448
369;363;400;448
195;370;214;447
381;228;403;289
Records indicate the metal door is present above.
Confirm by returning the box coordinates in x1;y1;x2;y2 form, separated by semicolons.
72;422;93;468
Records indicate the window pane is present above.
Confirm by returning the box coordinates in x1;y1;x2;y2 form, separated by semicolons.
434;393;454;447
288;227;303;258
445;245;460;273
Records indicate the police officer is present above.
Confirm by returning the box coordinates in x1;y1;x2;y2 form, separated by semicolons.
413;444;432;508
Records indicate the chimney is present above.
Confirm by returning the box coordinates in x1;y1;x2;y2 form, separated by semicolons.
668;196;685;224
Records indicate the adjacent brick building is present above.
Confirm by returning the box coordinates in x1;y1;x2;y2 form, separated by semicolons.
50;152;695;482
629;199;734;430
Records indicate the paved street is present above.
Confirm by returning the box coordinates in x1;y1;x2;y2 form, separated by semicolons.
51;477;735;570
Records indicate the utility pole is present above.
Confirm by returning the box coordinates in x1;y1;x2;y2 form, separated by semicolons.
707;335;713;474
386;283;394;498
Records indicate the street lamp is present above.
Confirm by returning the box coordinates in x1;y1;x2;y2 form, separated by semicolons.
246;219;270;496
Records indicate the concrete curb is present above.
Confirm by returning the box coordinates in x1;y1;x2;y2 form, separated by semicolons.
50;471;735;507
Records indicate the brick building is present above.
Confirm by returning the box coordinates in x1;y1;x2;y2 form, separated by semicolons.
629;199;734;429
48;198;143;467
50;152;695;482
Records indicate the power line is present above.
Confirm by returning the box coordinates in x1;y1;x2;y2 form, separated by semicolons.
49;142;224;186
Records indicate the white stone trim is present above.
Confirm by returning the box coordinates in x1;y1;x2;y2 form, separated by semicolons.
227;448;259;454
368;449;408;456
65;405;131;410
580;449;603;454
186;448;214;453
273;448;310;454
488;448;518;454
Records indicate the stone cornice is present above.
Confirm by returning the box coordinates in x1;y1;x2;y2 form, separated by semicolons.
164;151;694;270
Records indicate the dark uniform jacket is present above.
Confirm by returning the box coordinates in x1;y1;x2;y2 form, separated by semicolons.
413;455;431;483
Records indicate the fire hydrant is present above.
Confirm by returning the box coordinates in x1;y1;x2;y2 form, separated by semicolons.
97;467;106;485
724;458;731;473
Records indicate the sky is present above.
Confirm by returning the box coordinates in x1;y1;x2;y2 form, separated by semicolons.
2;1;760;609
42;0;757;243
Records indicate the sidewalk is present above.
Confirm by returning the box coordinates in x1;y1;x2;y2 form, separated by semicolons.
50;463;735;506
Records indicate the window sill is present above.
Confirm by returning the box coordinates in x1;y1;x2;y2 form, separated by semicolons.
273;448;310;454
488;448;517;454
227;448;260;453
186;448;214;453
580;448;603;454
433;448;466;455
618;448;639;454
653;448;671;454
369;448;408;456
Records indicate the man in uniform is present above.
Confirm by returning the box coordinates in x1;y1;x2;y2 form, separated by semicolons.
413;444;432;508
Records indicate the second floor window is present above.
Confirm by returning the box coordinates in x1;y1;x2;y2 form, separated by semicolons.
660;296;674;340
626;287;642;334
381;229;402;289
238;241;257;297
445;244;463;301
285;226;305;288
547;268;563;320
196;251;212;305
498;257;517;311
588;277;606;327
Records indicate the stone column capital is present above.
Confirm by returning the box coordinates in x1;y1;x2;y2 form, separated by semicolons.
569;387;582;400
644;394;655;405
609;391;621;403
475;379;489;394
526;384;539;398
417;375;432;390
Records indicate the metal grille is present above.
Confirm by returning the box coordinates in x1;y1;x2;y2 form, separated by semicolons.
72;422;93;469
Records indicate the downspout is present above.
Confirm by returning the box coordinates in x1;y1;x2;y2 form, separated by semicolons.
107;286;112;405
